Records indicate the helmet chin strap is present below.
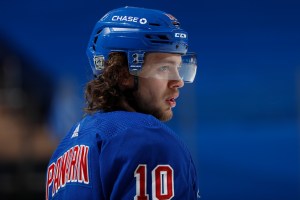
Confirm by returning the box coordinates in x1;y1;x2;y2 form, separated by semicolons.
120;76;139;112
133;75;139;91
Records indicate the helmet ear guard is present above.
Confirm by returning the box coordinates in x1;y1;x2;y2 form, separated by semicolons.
87;6;197;82
128;51;145;76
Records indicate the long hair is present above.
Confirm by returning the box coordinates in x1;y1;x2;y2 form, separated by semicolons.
84;52;130;114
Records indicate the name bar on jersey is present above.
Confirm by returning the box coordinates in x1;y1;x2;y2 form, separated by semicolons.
46;145;90;200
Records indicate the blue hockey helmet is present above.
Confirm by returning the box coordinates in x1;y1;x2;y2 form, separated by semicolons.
86;6;197;83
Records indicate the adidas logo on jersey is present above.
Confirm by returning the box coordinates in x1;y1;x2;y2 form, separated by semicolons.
71;124;80;138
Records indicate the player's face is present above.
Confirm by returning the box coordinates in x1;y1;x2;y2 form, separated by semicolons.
133;53;184;121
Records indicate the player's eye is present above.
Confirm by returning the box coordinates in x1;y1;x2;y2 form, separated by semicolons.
158;66;170;72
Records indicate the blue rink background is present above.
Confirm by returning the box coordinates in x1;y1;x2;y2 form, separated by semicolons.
0;0;299;199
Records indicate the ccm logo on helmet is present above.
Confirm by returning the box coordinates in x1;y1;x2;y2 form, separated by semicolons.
175;33;187;38
112;16;147;24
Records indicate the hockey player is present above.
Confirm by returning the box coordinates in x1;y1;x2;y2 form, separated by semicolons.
46;6;199;200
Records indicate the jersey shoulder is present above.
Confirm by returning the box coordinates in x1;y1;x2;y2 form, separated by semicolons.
94;111;192;169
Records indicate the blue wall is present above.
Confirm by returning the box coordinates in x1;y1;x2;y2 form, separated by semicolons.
1;0;299;199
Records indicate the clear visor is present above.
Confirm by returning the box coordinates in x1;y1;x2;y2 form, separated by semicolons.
131;53;197;83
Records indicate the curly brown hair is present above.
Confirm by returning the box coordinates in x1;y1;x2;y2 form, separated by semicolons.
84;52;132;114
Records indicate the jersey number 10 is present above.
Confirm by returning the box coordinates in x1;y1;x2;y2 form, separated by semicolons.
134;164;174;200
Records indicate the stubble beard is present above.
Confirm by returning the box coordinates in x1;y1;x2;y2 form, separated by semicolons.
125;90;173;122
136;91;173;121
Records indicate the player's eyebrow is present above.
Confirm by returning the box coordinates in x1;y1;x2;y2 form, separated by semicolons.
153;59;181;66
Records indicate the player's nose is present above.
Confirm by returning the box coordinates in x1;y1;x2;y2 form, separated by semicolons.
169;78;184;89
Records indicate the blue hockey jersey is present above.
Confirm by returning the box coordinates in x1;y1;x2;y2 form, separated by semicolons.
46;111;199;199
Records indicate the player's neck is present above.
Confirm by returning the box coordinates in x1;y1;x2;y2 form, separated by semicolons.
119;98;136;112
